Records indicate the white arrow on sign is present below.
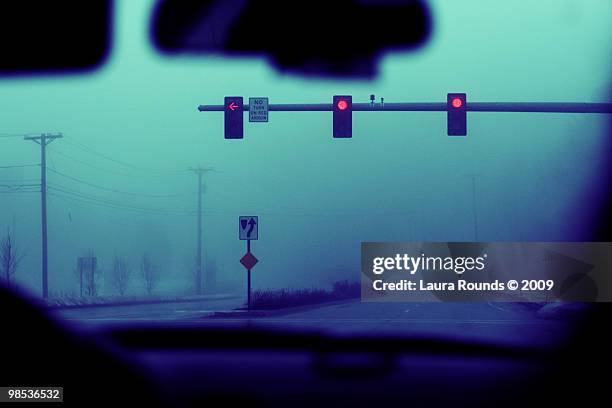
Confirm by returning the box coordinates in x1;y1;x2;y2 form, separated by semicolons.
239;216;259;240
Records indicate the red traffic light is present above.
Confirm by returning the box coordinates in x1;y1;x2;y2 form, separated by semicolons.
333;95;352;138
224;96;243;139
447;93;467;136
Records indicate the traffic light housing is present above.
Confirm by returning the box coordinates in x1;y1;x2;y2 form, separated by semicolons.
333;95;352;138
224;96;243;139
447;93;467;136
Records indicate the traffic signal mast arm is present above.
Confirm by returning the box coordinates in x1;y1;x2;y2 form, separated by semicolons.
200;102;612;113
205;97;612;139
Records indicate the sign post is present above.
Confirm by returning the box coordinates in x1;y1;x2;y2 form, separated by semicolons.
239;216;259;310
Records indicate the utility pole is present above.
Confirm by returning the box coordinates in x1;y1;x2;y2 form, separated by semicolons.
188;166;213;295
467;173;482;241
471;175;478;241
24;132;63;298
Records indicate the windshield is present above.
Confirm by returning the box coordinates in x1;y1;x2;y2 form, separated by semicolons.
1;0;611;349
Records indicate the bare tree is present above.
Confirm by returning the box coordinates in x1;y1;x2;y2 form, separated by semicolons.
205;257;217;293
0;228;24;288
74;250;101;297
111;255;131;296
186;254;199;295
140;253;158;295
84;262;101;297
186;254;217;294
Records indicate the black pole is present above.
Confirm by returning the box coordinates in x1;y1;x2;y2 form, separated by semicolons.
24;132;62;299
197;171;202;295
247;239;251;311
247;269;251;311
199;102;612;114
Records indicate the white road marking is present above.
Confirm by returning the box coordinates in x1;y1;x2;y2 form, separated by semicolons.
487;302;508;312
204;318;557;325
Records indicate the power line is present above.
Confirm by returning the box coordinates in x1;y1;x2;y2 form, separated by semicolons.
49;190;153;214
48;147;186;178
45;175;430;218
48;184;424;217
0;183;40;193
62;135;187;175
0;132;54;138
0;183;40;189
47;168;194;198
0;178;40;183
49;191;192;216
48;184;196;215
48;189;197;216
0;190;40;194
0;164;39;169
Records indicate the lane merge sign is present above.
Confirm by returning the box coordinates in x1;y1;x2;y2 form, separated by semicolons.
249;97;269;122
239;216;259;240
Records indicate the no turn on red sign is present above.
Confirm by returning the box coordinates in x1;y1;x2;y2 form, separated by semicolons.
249;97;268;122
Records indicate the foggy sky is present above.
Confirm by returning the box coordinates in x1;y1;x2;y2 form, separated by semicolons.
1;0;610;297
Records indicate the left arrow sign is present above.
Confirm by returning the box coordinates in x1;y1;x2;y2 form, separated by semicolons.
224;96;243;139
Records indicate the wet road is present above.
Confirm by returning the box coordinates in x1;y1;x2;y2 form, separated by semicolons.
51;297;571;348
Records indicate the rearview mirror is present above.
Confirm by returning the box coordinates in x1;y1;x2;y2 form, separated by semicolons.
0;1;112;76
151;0;432;79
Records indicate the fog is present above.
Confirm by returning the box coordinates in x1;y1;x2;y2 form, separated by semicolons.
1;0;610;298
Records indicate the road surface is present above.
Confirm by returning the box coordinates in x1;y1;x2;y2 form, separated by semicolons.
50;296;243;322
209;301;570;348
51;298;573;348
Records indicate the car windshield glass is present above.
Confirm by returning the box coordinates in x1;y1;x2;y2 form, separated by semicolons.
1;0;610;350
